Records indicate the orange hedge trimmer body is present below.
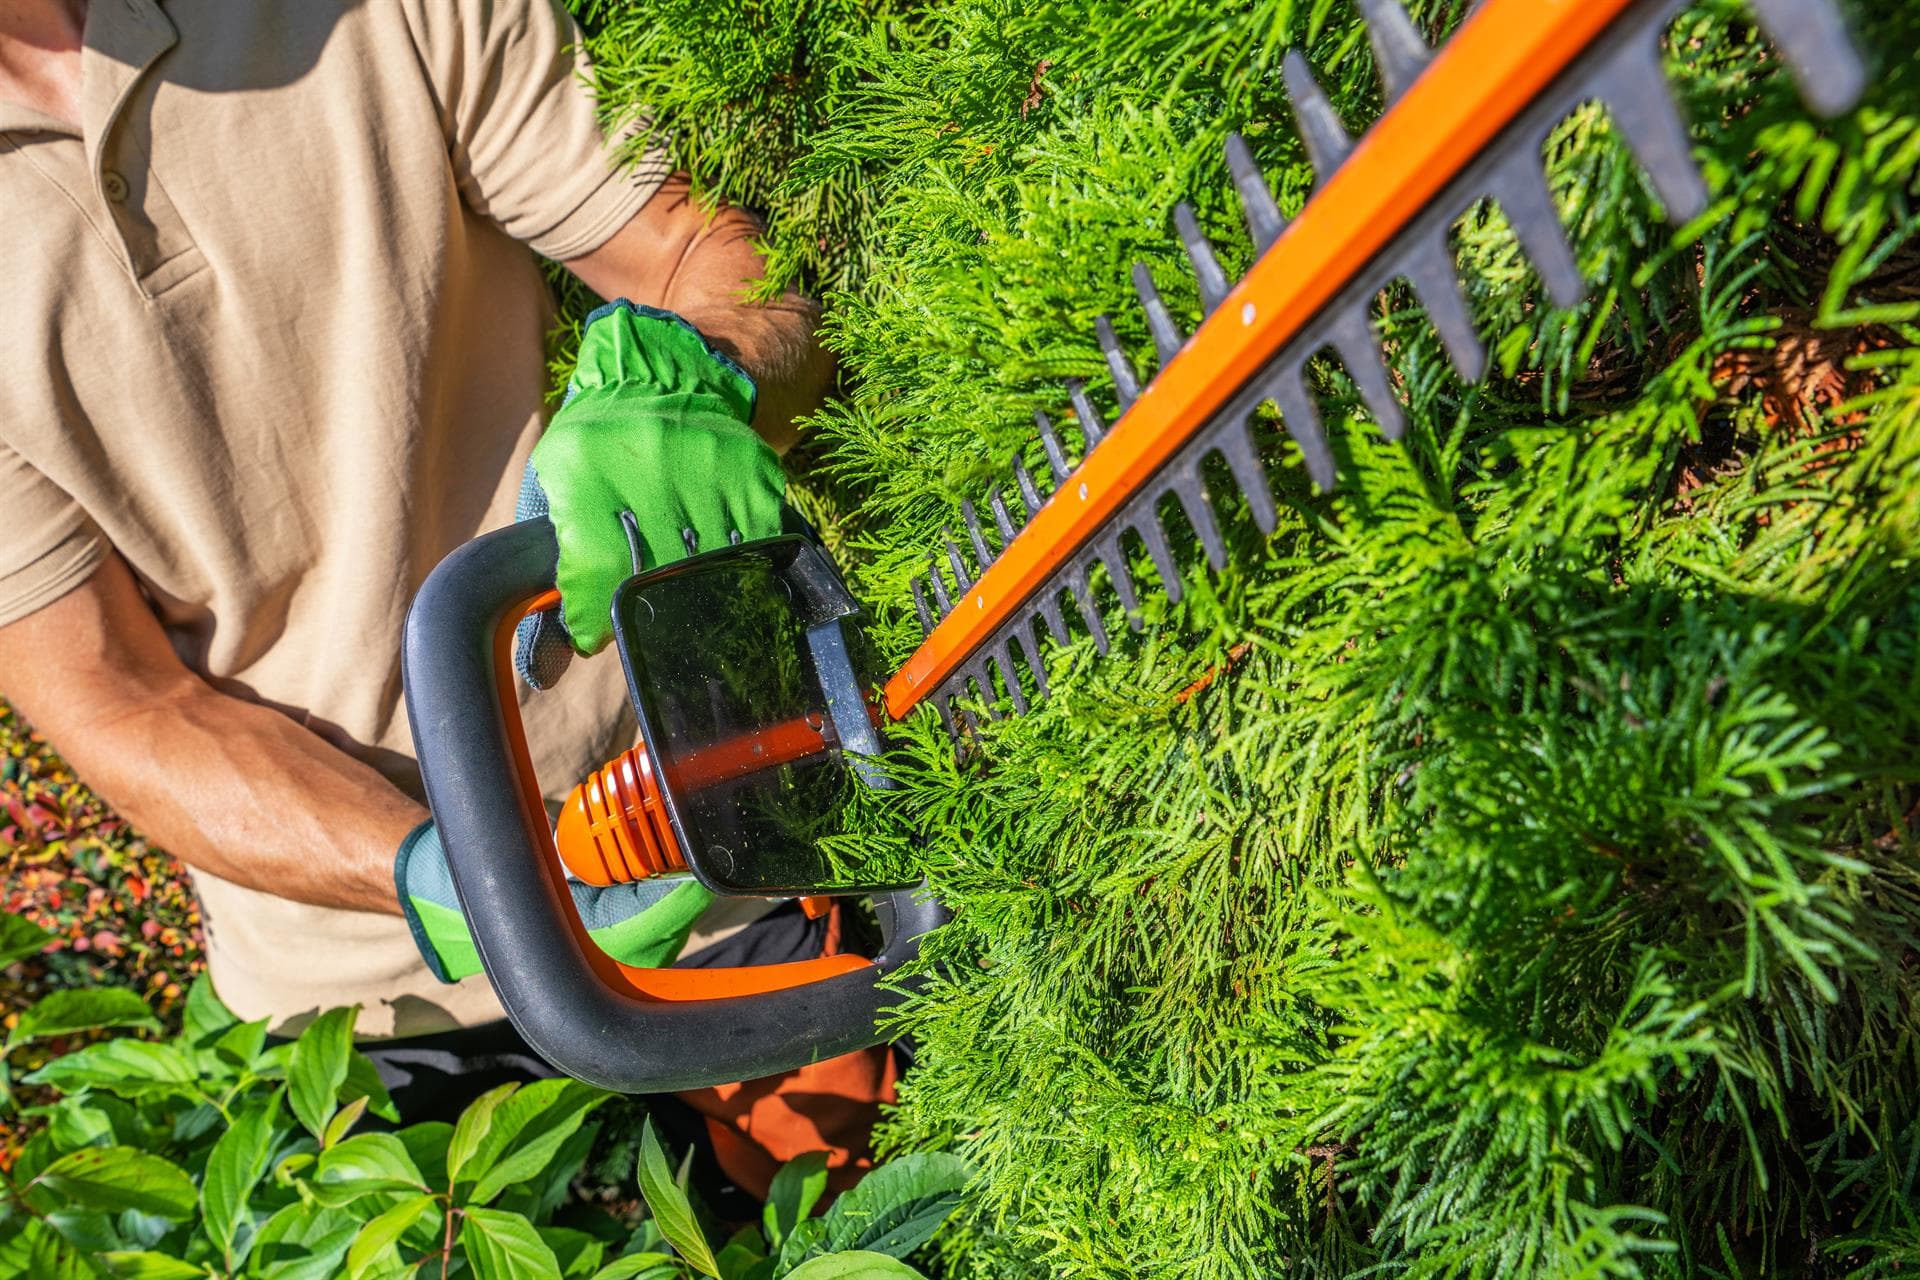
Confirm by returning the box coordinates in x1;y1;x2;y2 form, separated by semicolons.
406;0;1869;1092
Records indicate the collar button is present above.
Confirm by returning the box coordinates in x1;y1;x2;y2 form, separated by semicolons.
102;170;130;203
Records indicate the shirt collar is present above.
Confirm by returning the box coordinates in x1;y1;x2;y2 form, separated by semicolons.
0;0;176;142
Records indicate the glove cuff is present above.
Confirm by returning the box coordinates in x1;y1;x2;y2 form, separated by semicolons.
395;820;459;984
572;299;759;423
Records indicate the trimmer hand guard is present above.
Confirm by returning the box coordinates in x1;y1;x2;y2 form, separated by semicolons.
402;518;943;1093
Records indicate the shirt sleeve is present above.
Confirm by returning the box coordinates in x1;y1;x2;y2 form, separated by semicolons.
0;443;107;629
399;0;669;260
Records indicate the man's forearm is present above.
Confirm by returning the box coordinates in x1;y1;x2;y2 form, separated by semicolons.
83;684;423;914
0;556;420;916
564;176;836;453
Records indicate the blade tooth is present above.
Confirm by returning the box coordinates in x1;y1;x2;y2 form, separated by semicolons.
961;498;995;569
926;558;953;614
1174;202;1230;314
1169;464;1228;571
1094;316;1141;412
1225;133;1287;255
1131;262;1184;369
1486;146;1586;309
969;666;1003;722
1355;0;1431;102
1039;592;1071;647
1282;51;1353;185
1016;621;1051;700
1132;513;1185;605
1328;306;1407;442
1034;410;1072;484
1066;380;1107;452
1212;416;1279;536
1263;358;1338;492
988;487;1019;542
911;576;936;637
1593;38;1709;224
934;695;958;743
944;531;974;592
1069;567;1110;655
990;643;1028;716
1747;0;1868;120
1397;229;1487;382
1091;536;1143;629
1012;455;1045;517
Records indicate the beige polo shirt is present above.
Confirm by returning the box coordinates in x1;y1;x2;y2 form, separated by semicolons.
0;0;679;1035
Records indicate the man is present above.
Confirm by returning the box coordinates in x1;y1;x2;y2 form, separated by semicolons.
0;0;873;1182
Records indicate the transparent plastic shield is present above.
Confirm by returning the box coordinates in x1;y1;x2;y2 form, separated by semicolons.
610;536;911;896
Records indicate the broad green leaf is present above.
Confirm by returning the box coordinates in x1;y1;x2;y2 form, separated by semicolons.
213;1018;269;1068
463;1206;562;1280
587;1253;683;1280
817;1154;970;1259
97;1251;206;1279
345;1192;440;1279
782;1253;924;1280
715;1225;768;1280
396;1120;455;1190
203;1099;278;1259
249;1202;362;1280
43;1207;121;1253
635;1117;718;1278
465;1079;610;1205
324;1095;370;1148
273;1151;317;1186
537;1225;607;1277
33;1147;196;1219
772;1219;826;1276
287;1007;357;1141
448;1081;517;1184
24;1040;198;1101
23;1218;99;1280
343;1052;401;1122
7;988;158;1050
180;976;239;1046
39;1097;115;1152
762;1152;829;1249
310;1133;429;1207
0;913;53;967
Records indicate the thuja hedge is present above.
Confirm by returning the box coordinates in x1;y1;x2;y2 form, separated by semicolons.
578;0;1920;1275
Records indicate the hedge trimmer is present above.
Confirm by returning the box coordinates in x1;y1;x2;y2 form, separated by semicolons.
402;0;1869;1092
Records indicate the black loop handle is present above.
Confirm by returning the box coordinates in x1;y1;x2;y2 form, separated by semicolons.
402;519;944;1093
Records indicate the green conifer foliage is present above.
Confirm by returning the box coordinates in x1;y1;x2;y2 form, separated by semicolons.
576;0;1920;1273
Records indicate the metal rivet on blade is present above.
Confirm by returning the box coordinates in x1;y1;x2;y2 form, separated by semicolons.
1079;482;1088;500
1241;302;1256;326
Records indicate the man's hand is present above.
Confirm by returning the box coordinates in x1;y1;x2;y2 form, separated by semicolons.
519;301;786;666
563;175;835;454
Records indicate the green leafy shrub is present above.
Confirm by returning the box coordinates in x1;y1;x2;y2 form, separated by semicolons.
582;0;1920;1274
0;917;966;1279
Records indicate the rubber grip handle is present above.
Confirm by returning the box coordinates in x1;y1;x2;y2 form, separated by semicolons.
402;519;945;1093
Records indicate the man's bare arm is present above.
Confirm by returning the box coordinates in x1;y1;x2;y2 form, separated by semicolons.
0;555;422;915
564;175;835;453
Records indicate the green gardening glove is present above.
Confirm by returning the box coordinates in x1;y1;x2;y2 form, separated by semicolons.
515;300;785;688
395;820;713;983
